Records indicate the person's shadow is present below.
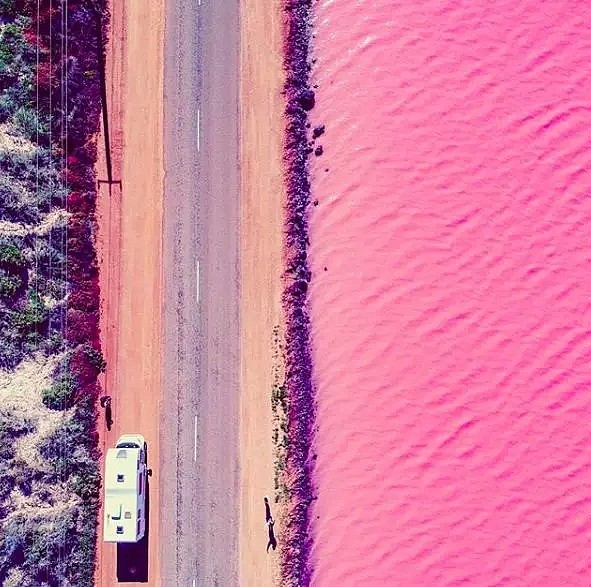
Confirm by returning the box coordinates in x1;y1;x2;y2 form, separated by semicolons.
264;497;277;552
267;520;277;552
105;402;113;431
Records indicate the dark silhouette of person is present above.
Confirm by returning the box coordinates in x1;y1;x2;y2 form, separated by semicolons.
264;496;273;523
266;519;277;552
100;396;113;430
105;402;113;431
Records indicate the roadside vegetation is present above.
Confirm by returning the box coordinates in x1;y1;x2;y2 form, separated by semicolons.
271;326;289;503
281;0;317;581
0;0;107;585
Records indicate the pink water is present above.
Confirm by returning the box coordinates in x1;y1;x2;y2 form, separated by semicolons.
307;1;591;585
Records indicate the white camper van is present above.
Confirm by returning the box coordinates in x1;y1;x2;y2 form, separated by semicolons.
103;434;148;543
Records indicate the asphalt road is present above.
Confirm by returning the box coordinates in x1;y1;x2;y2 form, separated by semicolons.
160;0;240;585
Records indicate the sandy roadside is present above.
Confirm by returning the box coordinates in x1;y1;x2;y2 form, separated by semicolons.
95;0;164;585
239;0;286;584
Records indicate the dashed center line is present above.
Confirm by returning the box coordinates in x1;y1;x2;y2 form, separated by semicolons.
196;260;200;302
197;108;201;152
194;416;198;462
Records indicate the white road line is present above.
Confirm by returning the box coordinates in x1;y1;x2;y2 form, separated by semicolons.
193;579;196;587
196;260;200;303
194;416;198;462
197;108;201;152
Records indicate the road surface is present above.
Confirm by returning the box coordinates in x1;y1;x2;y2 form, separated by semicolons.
160;0;240;585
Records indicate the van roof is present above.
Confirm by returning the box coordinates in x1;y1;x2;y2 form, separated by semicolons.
103;447;142;542
105;448;139;491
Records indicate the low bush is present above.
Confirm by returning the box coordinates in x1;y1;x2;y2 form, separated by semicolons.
11;106;49;144
0;410;35;460
11;289;47;334
0;175;40;224
81;343;106;375
0;275;22;299
0;509;80;585
39;331;64;356
41;372;76;411
40;399;100;501
41;352;76;410
0;0;18;19
0;240;26;268
34;228;68;286
0;312;23;368
0;411;35;505
0;16;35;94
0;146;35;179
0;1;105;584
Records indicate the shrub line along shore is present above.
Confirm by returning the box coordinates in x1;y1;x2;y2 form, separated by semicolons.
0;1;108;584
280;0;316;583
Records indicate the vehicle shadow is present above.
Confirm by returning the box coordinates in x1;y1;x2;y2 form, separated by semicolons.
116;463;151;581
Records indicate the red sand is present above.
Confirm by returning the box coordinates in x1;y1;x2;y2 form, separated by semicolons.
307;1;591;584
95;1;164;585
239;0;285;582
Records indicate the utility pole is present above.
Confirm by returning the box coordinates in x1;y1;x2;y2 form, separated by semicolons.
87;0;121;189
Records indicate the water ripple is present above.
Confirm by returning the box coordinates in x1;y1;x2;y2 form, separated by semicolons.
307;1;591;584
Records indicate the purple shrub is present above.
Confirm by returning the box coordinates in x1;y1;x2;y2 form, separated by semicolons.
281;0;318;584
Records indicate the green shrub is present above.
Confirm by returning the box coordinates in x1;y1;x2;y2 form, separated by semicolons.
34;231;67;285
0;176;39;224
83;344;106;373
40;332;64;355
11;107;48;143
0;17;35;89
0;312;23;368
42;417;81;457
0;0;17;18
0;242;26;268
41;372;76;410
0;275;21;299
0;411;35;504
12;289;46;332
0;410;35;460
0;3;102;584
0;510;76;584
70;463;100;501
0;147;35;179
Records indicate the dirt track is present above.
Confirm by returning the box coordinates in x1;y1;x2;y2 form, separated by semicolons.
95;0;164;585
239;0;286;583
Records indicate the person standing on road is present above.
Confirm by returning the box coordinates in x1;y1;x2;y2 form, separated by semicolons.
266;519;277;552
264;496;273;524
264;496;277;552
100;395;113;430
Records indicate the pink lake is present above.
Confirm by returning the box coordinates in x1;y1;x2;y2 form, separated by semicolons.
307;1;591;584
